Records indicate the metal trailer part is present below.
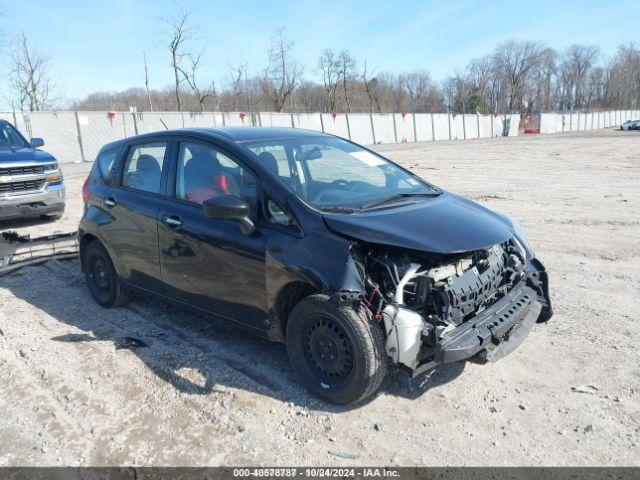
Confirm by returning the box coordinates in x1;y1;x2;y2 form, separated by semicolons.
0;230;79;276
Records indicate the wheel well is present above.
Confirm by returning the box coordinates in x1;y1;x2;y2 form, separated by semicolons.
79;233;99;271
274;281;319;337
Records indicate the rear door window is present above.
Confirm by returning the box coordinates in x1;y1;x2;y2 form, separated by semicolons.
95;147;122;184
122;142;167;194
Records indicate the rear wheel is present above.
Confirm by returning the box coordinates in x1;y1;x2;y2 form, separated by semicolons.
286;294;387;404
84;241;130;308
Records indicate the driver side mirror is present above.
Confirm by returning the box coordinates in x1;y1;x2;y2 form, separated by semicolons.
202;195;256;235
30;138;45;148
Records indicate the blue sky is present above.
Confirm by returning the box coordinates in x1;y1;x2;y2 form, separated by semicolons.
2;0;639;109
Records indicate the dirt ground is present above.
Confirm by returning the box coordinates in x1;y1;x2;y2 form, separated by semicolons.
0;129;639;466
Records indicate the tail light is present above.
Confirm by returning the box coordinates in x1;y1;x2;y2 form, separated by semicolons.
82;176;90;204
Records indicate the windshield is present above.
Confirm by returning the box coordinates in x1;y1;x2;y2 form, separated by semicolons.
244;136;440;212
0;123;30;150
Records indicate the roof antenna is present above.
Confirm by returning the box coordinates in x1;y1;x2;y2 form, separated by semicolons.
159;119;169;130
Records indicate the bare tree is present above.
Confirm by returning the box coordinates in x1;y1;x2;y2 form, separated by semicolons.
178;49;215;111
361;61;380;113
229;62;247;111
8;32;55;111
338;50;356;112
143;50;153;111
559;45;599;109
161;4;199;112
261;28;301;112
399;70;442;112
494;40;545;112
318;49;340;111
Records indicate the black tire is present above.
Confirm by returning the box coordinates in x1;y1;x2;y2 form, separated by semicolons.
84;241;130;308
286;294;387;404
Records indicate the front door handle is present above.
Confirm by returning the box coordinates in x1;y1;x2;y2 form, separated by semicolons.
163;215;183;228
104;197;116;208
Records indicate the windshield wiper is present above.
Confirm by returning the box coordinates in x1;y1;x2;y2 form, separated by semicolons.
361;191;440;210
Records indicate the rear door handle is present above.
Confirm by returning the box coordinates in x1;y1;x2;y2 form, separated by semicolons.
104;197;116;207
163;215;183;228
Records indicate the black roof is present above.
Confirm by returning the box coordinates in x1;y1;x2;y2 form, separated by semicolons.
99;126;333;153
189;126;330;142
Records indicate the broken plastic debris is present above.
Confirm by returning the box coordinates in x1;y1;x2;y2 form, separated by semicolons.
328;450;361;460
570;385;599;394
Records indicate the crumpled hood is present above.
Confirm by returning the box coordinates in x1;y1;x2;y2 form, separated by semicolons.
322;192;514;254
0;147;56;165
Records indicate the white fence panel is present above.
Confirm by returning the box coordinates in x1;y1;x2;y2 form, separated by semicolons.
321;113;350;139
136;112;185;133
371;114;396;143
569;113;579;132
507;114;520;136
414;114;433;142
79;112;131;162
577;113;586;131
348;114;374;145
26;112;83;163
261;112;292;127
183;112;220;128
492;115;504;137
463;114;479;139
394;114;415;143
540;113;557;134
293;113;323;132
221;112;249;126
478;115;493;138
432;114;450;141
585;113;592;131
450;114;464;140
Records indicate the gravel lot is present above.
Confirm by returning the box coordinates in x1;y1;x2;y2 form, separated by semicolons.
0;129;639;466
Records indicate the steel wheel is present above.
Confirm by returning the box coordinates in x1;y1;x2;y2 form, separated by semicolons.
304;316;354;380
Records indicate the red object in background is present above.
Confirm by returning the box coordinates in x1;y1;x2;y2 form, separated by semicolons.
332;112;337;120
213;174;230;194
402;112;407;118
82;176;90;203
185;174;233;204
524;129;541;134
239;112;246;120
107;111;116;122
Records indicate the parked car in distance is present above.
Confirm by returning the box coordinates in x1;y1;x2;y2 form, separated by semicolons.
621;119;640;130
0;120;65;221
79;127;552;404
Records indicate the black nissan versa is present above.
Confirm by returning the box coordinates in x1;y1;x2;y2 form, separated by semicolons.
79;127;552;404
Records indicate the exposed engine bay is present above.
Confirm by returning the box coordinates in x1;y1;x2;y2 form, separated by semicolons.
353;237;536;370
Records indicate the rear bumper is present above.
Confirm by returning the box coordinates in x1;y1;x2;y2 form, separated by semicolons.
413;258;552;376
0;183;65;219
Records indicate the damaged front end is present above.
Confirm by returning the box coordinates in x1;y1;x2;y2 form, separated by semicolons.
354;237;552;376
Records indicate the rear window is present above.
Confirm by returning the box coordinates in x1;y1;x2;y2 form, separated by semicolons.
96;146;122;184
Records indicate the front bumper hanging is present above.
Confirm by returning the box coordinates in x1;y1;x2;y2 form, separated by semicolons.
411;259;552;377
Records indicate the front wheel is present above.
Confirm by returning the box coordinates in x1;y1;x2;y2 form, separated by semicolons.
84;241;130;308
286;294;387;404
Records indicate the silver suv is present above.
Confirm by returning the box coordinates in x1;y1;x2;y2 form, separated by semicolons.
0;120;65;221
